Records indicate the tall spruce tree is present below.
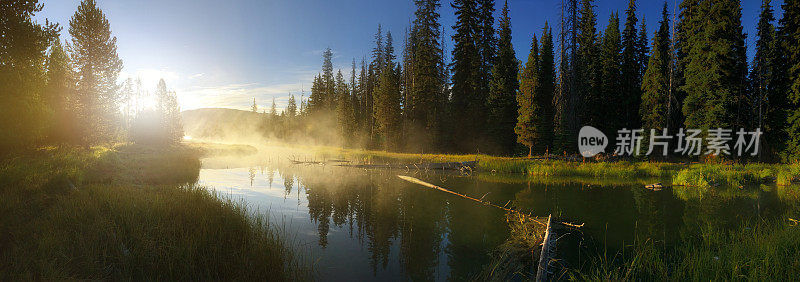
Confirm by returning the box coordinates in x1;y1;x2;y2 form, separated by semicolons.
68;0;123;145
640;4;671;131
349;60;360;130
374;32;402;150
538;24;557;155
680;0;748;131
335;70;354;143
487;1;519;155
780;0;800;162
309;75;323;113
575;0;600;128
553;0;579;154
674;0;701;130
477;0;496;78
407;0;446;151
287;94;297;118
476;0;496;132
620;0;642;129
598;12;622;135
751;0;789;161
321;48;335;111
450;0;484;151
516;34;539;156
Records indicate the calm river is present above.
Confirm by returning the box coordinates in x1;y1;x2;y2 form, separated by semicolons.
196;154;799;281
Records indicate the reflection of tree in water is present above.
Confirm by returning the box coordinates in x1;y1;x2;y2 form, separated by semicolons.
676;186;790;242
396;179;447;281
630;187;684;244
294;167;460;280
248;167;255;186
445;179;511;281
282;170;294;196
266;166;275;188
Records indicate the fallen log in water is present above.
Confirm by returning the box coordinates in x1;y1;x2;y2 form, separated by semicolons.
397;175;543;224
341;160;477;171
398;175;583;281
536;215;556;282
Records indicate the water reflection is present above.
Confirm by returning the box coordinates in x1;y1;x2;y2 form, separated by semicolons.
196;157;799;281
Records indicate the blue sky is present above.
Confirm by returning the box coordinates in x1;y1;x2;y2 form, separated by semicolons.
36;0;783;111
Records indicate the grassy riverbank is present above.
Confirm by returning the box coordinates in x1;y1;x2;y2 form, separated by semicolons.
576;218;800;280
0;144;309;280
315;147;800;187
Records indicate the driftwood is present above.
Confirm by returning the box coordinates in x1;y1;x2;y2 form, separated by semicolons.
342;161;478;171
397;175;544;225
536;215;556;282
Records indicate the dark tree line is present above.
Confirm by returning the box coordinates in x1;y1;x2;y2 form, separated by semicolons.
1;0;184;152
278;0;800;162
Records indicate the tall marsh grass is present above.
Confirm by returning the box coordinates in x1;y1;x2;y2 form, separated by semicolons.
574;219;800;280
0;144;311;280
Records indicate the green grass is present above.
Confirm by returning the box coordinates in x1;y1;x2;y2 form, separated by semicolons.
317;147;799;187
0;144;310;280
574;219;800;280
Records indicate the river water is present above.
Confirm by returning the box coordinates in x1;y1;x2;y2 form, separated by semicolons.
196;154;799;281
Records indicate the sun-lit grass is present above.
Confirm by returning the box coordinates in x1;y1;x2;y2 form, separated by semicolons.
0;144;310;280
319;147;799;187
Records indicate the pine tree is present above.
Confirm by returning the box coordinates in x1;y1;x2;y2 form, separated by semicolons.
751;0;788;161
640;4;671;131
44;38;75;143
270;97;277;118
450;0;484;151
321;48;335;111
357;58;368;132
538;24;557;154
374;32;402;151
68;0;123;145
680;0;748;131
335;70;354;143
516;34;539;156
372;25;385;80
674;0;701;130
598;12;622;135
487;1;519;155
780;0;800;162
575;0;600;128
476;0;496;141
407;0;446;151
477;0;496;81
637;19;650;81
0;0;59;150
309;75;323;113
553;0;579;154
155;79;182;144
620;0;642;129
349;60;361;131
287;94;297;118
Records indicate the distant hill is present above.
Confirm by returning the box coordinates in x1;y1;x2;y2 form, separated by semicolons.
181;108;265;143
